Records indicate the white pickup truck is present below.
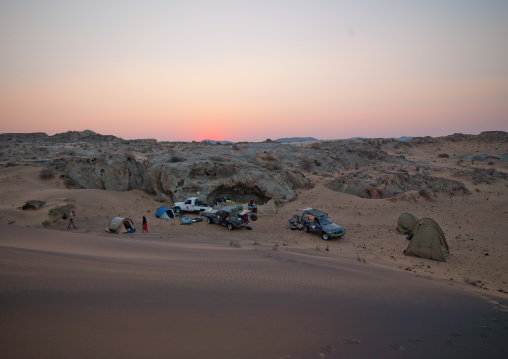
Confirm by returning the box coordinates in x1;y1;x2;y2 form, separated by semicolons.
172;197;214;213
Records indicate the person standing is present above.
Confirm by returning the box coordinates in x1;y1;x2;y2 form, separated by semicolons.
142;216;148;232
68;211;77;229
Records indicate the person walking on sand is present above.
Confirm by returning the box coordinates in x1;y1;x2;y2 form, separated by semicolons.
142;216;148;233
68;211;77;229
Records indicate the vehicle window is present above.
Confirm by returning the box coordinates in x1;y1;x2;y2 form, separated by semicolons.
185;200;191;204
301;214;309;221
320;216;333;225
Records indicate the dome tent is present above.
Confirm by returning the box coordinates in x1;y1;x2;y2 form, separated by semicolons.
106;216;135;234
155;206;175;220
405;218;449;261
396;213;419;235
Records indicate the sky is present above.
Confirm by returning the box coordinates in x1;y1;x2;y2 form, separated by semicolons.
1;0;507;142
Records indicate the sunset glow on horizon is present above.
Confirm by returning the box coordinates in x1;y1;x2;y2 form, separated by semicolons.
1;1;507;142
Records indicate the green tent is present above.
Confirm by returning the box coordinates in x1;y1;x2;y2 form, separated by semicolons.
396;213;419;235
405;218;449;261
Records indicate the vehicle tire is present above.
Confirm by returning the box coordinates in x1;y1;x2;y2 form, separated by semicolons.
207;217;213;224
321;232;329;241
227;223;234;230
250;213;258;221
174;207;181;214
303;225;309;233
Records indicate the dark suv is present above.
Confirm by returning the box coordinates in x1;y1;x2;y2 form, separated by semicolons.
205;206;256;230
298;208;346;240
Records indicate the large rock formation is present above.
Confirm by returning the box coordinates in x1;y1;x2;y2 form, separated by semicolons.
145;155;299;203
325;170;471;199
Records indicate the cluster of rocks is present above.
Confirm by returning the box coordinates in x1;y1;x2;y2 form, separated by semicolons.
454;168;508;185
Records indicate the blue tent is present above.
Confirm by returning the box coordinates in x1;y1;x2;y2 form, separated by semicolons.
155;206;175;220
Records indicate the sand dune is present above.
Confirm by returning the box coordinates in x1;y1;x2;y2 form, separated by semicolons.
2;224;507;359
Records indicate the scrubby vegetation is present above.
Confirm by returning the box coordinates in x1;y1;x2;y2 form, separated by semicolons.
39;168;55;179
418;189;433;200
48;203;75;218
64;177;77;188
301;158;314;172
264;162;282;171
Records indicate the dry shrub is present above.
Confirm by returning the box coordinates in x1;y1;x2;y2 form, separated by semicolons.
64;177;77;189
418;189;433;200
264;162;282;171
301;158;314;171
39;168;55;179
48;203;75;218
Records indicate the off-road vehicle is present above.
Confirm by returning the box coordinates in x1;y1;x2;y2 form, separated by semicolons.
205;206;257;230
297;208;346;240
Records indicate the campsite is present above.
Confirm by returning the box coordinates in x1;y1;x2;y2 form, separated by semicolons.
1;131;507;358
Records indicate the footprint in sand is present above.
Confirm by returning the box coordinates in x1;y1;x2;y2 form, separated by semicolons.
407;337;421;342
342;339;362;345
318;345;335;357
390;344;405;350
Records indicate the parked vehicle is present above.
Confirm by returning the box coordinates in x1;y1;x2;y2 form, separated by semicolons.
173;197;214;213
205;206;257;230
297;208;346;240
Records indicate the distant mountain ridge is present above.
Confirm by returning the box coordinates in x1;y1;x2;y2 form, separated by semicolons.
275;137;318;143
201;139;234;144
350;136;413;141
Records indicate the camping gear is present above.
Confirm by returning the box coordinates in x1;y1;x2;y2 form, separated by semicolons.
405;218;449;261
180;216;203;225
155;206;175;220
396;213;419;235
106;216;135;234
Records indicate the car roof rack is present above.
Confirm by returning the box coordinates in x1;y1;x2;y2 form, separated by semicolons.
299;208;328;217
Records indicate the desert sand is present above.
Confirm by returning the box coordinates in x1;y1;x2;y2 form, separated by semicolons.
1;134;507;358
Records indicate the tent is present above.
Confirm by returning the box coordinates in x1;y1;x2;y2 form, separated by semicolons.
405;218;449;261
106;216;135;234
257;199;277;215
225;200;237;207
396;213;419;235
238;199;277;216
155;206;175;220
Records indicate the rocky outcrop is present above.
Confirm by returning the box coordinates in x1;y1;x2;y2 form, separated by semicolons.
145;155;297;203
52;154;147;191
454;168;507;185
22;200;46;210
325;170;470;199
4;130;503;204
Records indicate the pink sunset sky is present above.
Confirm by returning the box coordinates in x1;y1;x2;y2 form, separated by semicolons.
1;0;507;142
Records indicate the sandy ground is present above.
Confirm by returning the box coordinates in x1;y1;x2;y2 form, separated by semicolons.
1;136;508;358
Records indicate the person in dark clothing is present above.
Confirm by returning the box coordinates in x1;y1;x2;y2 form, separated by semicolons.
142;216;148;232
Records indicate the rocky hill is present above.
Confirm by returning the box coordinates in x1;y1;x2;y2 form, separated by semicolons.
1;130;506;204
